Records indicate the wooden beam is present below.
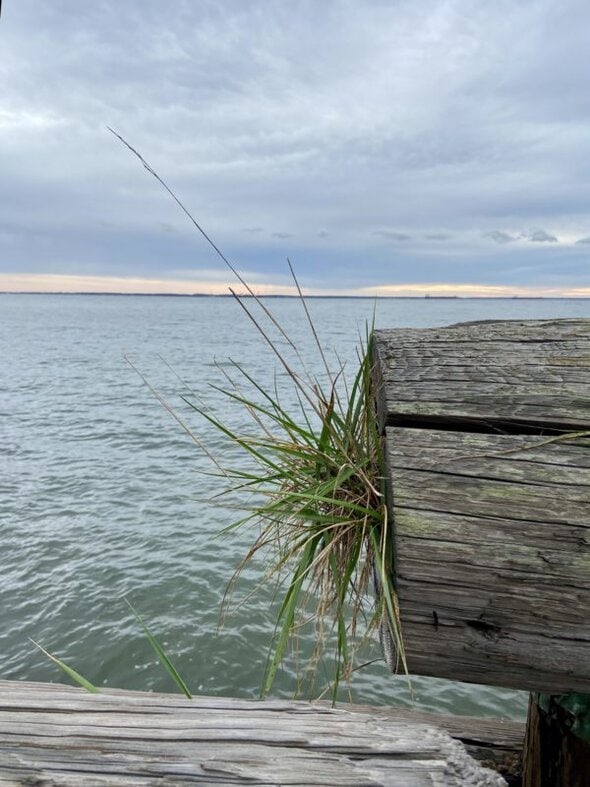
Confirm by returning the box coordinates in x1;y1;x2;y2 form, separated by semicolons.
0;680;507;786
384;427;590;692
373;318;590;784
350;702;524;782
374;318;590;433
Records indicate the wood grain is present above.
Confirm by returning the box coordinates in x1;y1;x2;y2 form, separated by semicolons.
373;319;590;432
0;680;507;786
373;320;590;692
382;426;590;692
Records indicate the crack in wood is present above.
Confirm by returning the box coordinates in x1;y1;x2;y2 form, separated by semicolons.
385;414;581;436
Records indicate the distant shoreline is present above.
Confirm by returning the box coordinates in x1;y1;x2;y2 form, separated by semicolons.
1;291;589;300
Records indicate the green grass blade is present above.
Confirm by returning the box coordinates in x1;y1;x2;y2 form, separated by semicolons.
261;536;319;696
181;397;286;474
369;528;409;678
125;599;192;699
30;639;99;693
217;361;319;446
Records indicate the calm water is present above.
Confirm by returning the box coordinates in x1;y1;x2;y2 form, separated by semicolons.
2;294;589;720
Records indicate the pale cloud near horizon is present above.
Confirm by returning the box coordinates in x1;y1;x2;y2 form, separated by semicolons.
2;1;590;293
3;272;590;300
0;273;300;296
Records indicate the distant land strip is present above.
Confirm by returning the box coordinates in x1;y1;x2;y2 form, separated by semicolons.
2;291;589;300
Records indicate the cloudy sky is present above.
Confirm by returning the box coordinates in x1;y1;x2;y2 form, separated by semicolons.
2;0;590;296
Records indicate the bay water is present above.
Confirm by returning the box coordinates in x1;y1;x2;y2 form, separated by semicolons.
3;293;589;720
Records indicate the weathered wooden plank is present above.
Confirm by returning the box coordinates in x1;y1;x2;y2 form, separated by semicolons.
0;680;505;786
350;703;524;782
375;319;590;781
373;319;590;431
0;683;524;781
385;427;590;693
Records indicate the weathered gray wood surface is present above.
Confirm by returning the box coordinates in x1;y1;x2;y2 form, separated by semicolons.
373;319;590;694
352;702;524;781
374;318;590;432
0;680;506;786
386;428;590;692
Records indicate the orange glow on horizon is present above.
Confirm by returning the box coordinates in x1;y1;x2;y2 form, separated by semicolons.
1;273;589;298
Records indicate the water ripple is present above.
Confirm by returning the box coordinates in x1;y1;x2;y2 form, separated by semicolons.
3;293;585;717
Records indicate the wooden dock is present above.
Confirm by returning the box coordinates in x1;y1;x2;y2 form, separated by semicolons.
373;318;590;785
0;680;513;786
6;317;589;785
373;318;590;688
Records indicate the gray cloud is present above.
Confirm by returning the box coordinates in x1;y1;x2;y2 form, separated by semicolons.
526;229;558;243
485;229;560;244
576;236;590;245
484;230;518;244
271;232;293;239
372;230;412;242
1;1;589;291
423;233;452;241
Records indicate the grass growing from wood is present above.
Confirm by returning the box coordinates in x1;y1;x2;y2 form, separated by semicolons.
37;130;406;699
105;129;406;698
186;299;405;699
36;308;404;700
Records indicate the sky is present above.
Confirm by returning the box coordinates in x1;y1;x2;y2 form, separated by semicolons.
2;0;590;296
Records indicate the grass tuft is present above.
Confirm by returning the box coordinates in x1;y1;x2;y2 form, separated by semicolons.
182;309;406;699
111;129;407;699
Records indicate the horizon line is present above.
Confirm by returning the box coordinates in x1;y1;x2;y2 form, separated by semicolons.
1;273;590;299
2;290;590;301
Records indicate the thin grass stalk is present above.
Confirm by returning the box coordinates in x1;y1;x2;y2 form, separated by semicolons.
114;132;407;699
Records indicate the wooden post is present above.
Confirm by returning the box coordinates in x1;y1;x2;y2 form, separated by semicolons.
373;319;590;783
522;693;590;787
